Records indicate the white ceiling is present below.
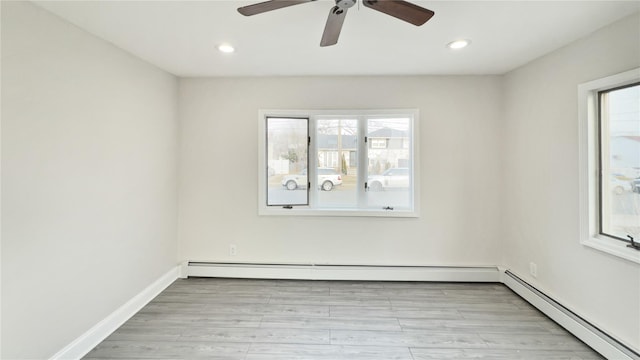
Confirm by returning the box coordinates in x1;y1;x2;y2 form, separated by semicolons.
34;0;640;77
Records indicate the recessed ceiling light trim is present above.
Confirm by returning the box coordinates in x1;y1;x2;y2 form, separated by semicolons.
218;44;235;53
447;39;471;50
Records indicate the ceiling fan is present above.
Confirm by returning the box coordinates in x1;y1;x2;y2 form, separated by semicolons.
237;0;435;47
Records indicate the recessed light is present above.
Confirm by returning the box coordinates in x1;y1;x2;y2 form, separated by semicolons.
447;39;470;50
218;44;235;53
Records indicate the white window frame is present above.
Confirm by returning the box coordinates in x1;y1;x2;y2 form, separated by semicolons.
258;109;420;217
578;68;640;264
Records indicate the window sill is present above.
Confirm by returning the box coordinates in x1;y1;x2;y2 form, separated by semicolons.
582;236;640;264
258;207;419;218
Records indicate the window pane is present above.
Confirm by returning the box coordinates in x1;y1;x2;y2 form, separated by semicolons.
366;117;412;209
266;117;308;206
599;84;640;241
316;118;358;208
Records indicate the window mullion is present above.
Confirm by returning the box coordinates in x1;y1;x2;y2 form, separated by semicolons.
308;116;318;207
357;116;368;209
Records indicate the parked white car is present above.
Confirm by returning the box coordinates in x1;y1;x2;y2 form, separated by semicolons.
367;168;410;191
611;176;632;195
282;168;343;191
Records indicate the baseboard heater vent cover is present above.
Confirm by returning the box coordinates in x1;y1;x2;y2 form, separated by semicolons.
183;262;501;282
503;270;639;360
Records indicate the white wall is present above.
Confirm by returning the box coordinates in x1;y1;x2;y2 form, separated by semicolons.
502;12;640;351
178;76;503;266
1;2;178;359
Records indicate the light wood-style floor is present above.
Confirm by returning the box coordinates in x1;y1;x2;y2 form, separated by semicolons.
84;278;604;359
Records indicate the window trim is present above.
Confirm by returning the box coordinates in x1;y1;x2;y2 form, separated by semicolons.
257;109;420;218
578;68;640;264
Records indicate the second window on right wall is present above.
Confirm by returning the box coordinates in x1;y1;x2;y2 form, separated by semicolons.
598;82;640;242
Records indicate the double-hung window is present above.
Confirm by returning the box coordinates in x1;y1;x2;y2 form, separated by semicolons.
579;68;640;263
259;109;419;217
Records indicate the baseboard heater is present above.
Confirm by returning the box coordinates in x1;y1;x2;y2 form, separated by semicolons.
183;262;501;282
503;270;639;360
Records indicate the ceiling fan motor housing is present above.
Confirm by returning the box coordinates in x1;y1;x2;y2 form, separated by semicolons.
336;0;356;10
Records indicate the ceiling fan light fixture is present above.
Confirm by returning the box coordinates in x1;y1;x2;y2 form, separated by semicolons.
218;44;235;53
447;39;471;50
238;0;435;47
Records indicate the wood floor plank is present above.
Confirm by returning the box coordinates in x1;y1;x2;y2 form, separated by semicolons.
208;303;331;317
268;295;392;307
84;340;249;359
398;318;552;334
260;315;402;331
477;332;596;352
127;312;262;328
328;287;445;297
457;308;551;321
410;347;604;360
329;305;464;320
139;302;207;314
151;293;271;304
330;329;489;348
389;298;530;311
141;302;331;317
82;278;605;360
247;343;413;360
164;282;330;297
179;327;331;345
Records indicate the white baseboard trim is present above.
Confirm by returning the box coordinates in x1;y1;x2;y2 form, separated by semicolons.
50;266;179;360
186;262;501;282
502;270;639;360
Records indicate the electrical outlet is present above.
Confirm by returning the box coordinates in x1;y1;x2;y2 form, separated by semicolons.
529;262;538;278
229;244;237;256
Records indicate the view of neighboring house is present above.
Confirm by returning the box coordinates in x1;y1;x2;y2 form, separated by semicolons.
316;127;411;175
316;133;357;171
367;127;410;174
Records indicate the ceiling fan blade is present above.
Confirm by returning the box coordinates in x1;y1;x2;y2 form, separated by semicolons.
320;6;348;47
362;0;434;26
238;0;315;16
